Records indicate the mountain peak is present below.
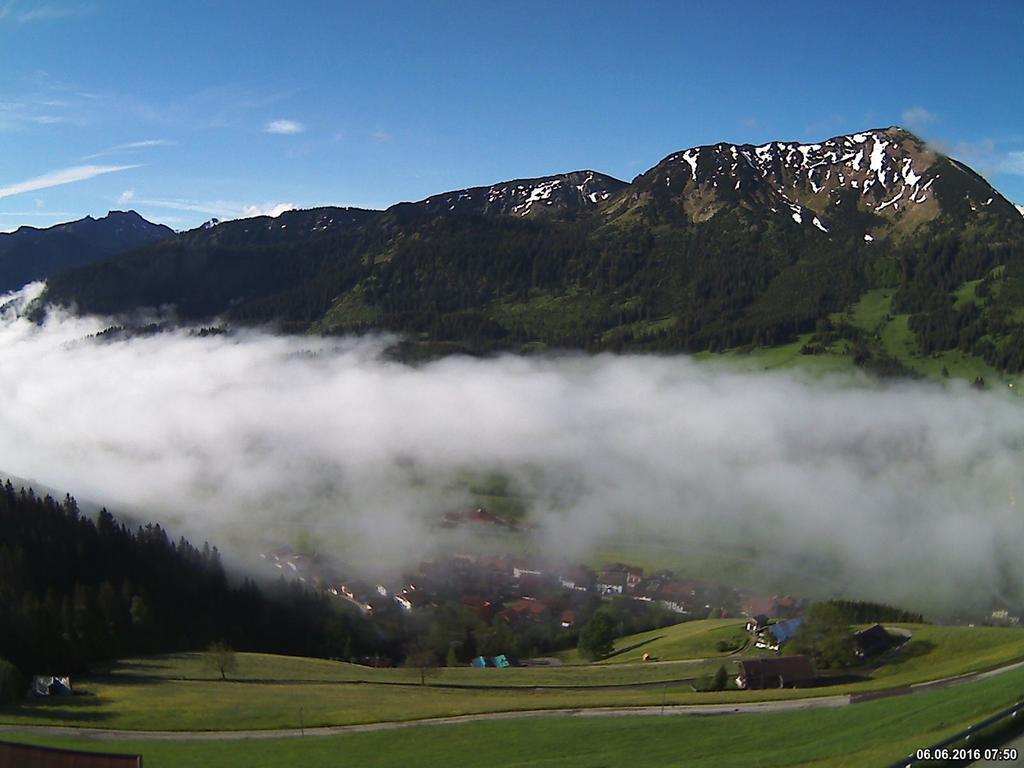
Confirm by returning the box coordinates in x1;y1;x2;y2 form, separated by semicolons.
404;169;628;219
0;210;174;292
619;125;1010;233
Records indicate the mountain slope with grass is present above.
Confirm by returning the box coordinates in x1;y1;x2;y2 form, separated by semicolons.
34;128;1024;377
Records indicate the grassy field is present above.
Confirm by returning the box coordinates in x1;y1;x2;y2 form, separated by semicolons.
1;623;1020;733
570;620;1024;687
95;652;726;688
866;624;1024;686
559;619;747;665
693;334;856;376
5;661;1024;768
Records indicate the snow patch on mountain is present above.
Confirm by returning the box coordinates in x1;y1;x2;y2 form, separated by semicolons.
652;128;974;233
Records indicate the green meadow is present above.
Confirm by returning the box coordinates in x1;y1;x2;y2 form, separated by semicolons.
5;659;1024;768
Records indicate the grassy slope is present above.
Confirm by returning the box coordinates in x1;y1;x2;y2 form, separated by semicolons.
1;624;1020;732
696;285;1020;387
867;624;1024;685
98;652;724;688
559;619;747;665
692;335;855;376
6;662;1024;768
563;621;1024;683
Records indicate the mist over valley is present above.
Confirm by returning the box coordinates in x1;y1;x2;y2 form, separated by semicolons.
2;282;1021;619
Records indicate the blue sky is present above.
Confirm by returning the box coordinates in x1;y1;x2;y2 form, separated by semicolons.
1;0;1022;231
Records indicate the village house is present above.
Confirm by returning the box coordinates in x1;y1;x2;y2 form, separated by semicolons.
745;614;770;634
853;624;896;659
655;581;701;614
512;562;544;580
596;571;626;595
498;597;551;624
393;586;432;612
754;616;804;652
735;656;815;689
558;566;594;592
991;609;1021;626
740;594;803;620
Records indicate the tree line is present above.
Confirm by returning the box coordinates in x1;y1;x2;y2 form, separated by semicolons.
0;481;370;681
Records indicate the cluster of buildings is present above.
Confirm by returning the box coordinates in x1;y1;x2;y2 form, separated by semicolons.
733;619;900;690
259;543;804;637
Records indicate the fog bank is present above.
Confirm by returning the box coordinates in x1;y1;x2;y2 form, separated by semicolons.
2;284;1022;615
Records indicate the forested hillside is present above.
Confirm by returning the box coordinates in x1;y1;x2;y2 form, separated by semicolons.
35;128;1024;376
0;481;369;677
0;211;173;293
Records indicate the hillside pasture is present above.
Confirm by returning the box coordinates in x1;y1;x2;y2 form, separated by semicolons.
4;660;1024;768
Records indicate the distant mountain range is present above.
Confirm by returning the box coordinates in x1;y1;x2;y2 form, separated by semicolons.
0;211;173;294
23;127;1024;376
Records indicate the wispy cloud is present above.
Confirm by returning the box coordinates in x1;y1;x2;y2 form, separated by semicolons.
134;198;228;216
931;137;1024;179
135;197;296;221
265;119;304;135
0;164;138;200
998;151;1024;176
0;209;78;218
117;189;135;205
901;106;936;130
82;139;173;160
3;2;95;23
370;129;393;143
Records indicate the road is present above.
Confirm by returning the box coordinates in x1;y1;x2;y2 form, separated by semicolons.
2;657;1023;743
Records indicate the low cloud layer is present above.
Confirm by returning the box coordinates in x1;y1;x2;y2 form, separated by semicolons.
1;284;1022;616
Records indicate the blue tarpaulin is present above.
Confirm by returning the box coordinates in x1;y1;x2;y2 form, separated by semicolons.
770;617;805;645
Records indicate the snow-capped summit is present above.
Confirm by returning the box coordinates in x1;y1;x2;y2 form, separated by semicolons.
615;127;1018;234
407;170;628;219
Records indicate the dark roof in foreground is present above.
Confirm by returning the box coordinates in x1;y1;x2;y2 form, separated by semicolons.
738;655;816;680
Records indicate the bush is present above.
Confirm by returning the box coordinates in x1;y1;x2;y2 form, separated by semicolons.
0;658;26;706
711;665;728;691
693;665;730;692
578;610;617;661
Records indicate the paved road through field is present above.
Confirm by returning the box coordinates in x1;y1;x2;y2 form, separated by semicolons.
2;658;1021;743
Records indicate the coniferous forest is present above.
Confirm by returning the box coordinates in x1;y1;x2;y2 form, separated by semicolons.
0;481;368;678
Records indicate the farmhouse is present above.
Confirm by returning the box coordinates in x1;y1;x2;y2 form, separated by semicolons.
735;656;815;689
745;614;769;634
853;623;896;658
755;616;805;652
